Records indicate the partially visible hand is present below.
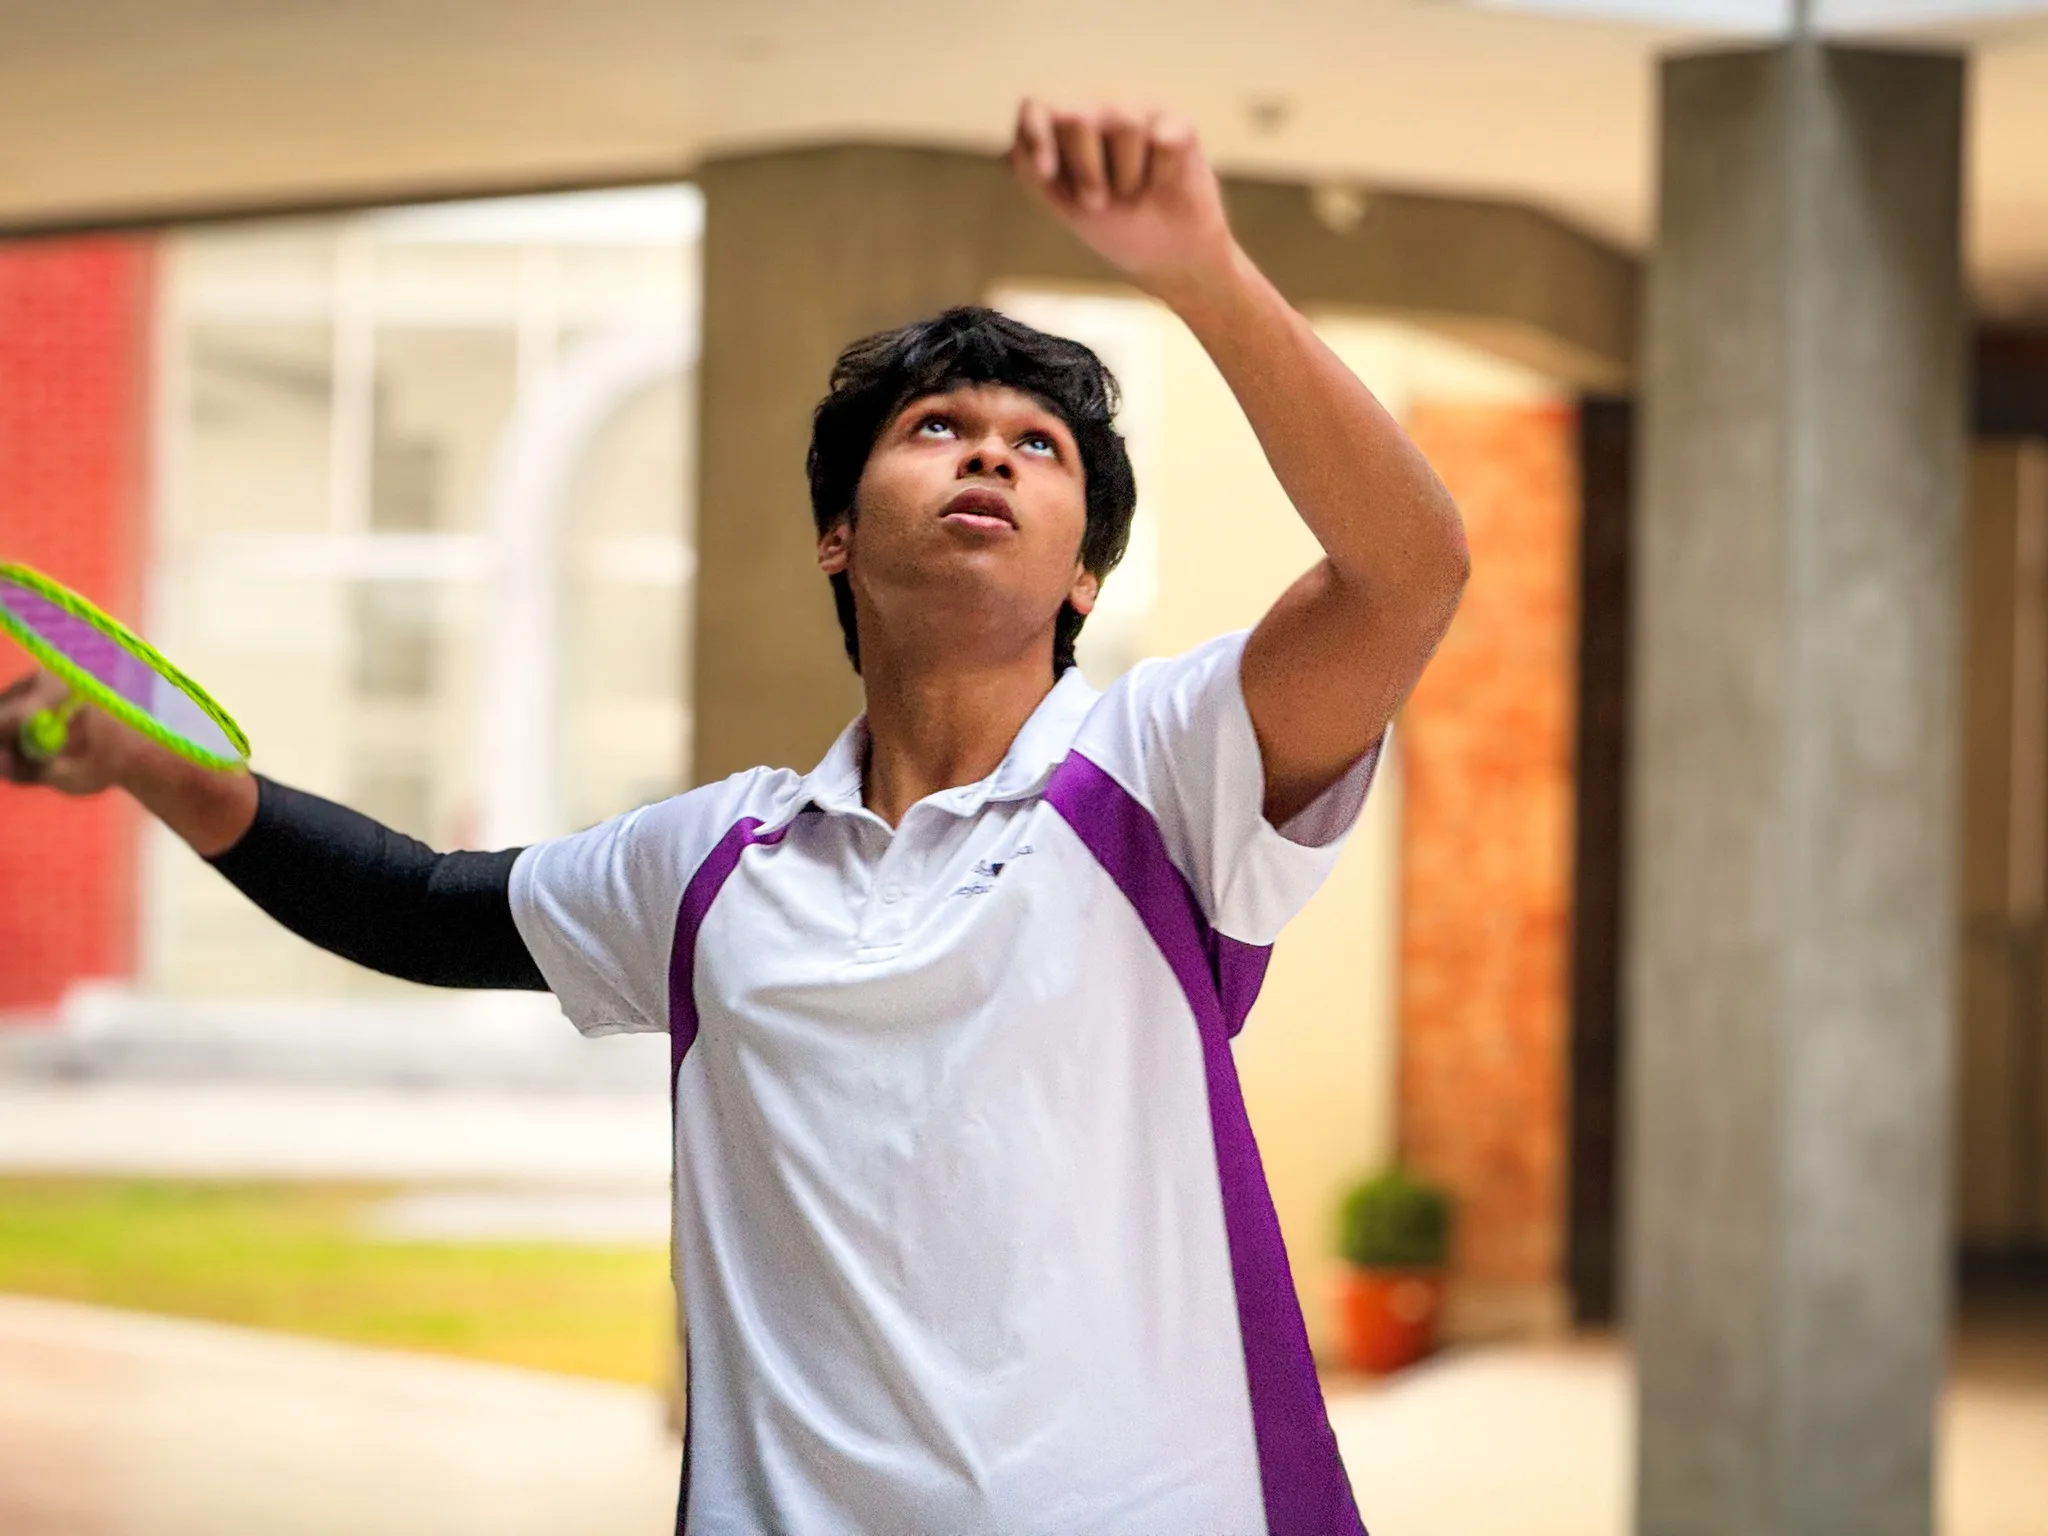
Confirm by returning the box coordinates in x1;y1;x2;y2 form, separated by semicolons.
1008;100;1236;303
0;668;137;796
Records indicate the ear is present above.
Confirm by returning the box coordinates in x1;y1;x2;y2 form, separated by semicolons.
818;519;852;576
1067;565;1100;617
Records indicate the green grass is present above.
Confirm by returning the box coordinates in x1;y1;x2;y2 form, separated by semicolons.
0;1178;674;1387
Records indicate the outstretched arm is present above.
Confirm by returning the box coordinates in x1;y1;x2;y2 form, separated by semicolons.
1010;101;1469;826
1;667;544;991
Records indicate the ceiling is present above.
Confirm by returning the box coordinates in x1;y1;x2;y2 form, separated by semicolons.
3;0;2046;315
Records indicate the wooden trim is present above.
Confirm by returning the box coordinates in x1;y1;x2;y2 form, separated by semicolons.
1567;395;1635;1326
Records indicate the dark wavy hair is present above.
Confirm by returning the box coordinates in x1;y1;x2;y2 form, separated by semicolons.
806;305;1137;675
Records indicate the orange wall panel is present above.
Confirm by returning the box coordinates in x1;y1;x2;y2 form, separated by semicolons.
1398;400;1580;1314
0;238;153;1014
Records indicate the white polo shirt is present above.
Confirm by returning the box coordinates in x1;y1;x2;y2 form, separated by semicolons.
511;631;1379;1536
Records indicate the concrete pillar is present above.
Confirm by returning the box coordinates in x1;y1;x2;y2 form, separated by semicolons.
1628;44;1964;1536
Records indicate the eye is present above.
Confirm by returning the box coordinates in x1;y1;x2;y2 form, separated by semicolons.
1019;431;1059;458
915;414;956;439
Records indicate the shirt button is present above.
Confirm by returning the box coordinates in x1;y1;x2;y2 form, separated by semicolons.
881;882;905;904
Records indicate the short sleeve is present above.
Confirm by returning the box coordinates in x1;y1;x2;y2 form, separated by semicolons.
510;772;792;1037
1072;631;1384;946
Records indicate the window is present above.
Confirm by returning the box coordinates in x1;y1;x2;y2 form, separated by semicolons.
148;187;701;998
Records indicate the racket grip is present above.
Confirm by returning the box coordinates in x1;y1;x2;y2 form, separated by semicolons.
18;692;80;763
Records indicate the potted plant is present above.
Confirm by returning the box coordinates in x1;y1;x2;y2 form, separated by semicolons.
1336;1168;1452;1374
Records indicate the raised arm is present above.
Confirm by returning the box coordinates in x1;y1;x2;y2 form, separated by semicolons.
1;666;544;990
1010;101;1469;825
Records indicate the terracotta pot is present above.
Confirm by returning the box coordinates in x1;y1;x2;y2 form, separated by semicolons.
1337;1265;1446;1375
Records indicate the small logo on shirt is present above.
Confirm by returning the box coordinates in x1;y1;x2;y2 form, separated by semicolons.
952;844;1033;898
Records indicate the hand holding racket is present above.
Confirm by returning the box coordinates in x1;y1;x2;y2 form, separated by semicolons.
0;666;137;794
1;563;258;854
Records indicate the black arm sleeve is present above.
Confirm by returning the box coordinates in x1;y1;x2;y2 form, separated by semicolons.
205;775;549;991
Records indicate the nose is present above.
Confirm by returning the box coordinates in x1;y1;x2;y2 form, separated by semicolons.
959;437;1016;482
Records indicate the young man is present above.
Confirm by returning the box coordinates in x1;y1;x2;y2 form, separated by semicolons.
2;103;1466;1533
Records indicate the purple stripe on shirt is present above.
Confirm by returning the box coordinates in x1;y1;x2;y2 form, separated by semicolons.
1217;935;1273;1040
667;816;794;1093
664;814;789;1534
1044;751;1367;1536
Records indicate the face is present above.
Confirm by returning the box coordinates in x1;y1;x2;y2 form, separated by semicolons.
819;382;1099;667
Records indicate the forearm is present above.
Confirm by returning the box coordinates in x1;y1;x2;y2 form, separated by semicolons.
205;776;547;991
115;735;260;858
1153;243;1469;605
1154;241;1468;823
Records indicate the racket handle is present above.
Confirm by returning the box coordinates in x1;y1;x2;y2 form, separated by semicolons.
18;690;81;763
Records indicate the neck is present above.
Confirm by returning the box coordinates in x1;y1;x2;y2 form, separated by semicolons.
857;638;1061;827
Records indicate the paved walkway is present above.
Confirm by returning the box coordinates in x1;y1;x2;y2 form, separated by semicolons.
1335;1334;2048;1536
1336;1343;1631;1535
4;1293;2044;1535
0;1295;678;1536
0;1083;670;1186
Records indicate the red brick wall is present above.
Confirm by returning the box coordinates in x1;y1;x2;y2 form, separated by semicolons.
1397;399;1580;1328
0;239;154;1014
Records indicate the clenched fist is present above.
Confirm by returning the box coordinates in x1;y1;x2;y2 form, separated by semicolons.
1008;101;1237;304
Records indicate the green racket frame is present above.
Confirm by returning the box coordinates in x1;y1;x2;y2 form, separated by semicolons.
0;561;250;772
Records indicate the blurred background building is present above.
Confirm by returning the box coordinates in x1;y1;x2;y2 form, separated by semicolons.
1;2;2046;1533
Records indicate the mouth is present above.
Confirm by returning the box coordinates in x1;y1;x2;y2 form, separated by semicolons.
939;486;1018;533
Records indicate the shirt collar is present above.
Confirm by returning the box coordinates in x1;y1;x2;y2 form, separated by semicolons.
778;664;1100;829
